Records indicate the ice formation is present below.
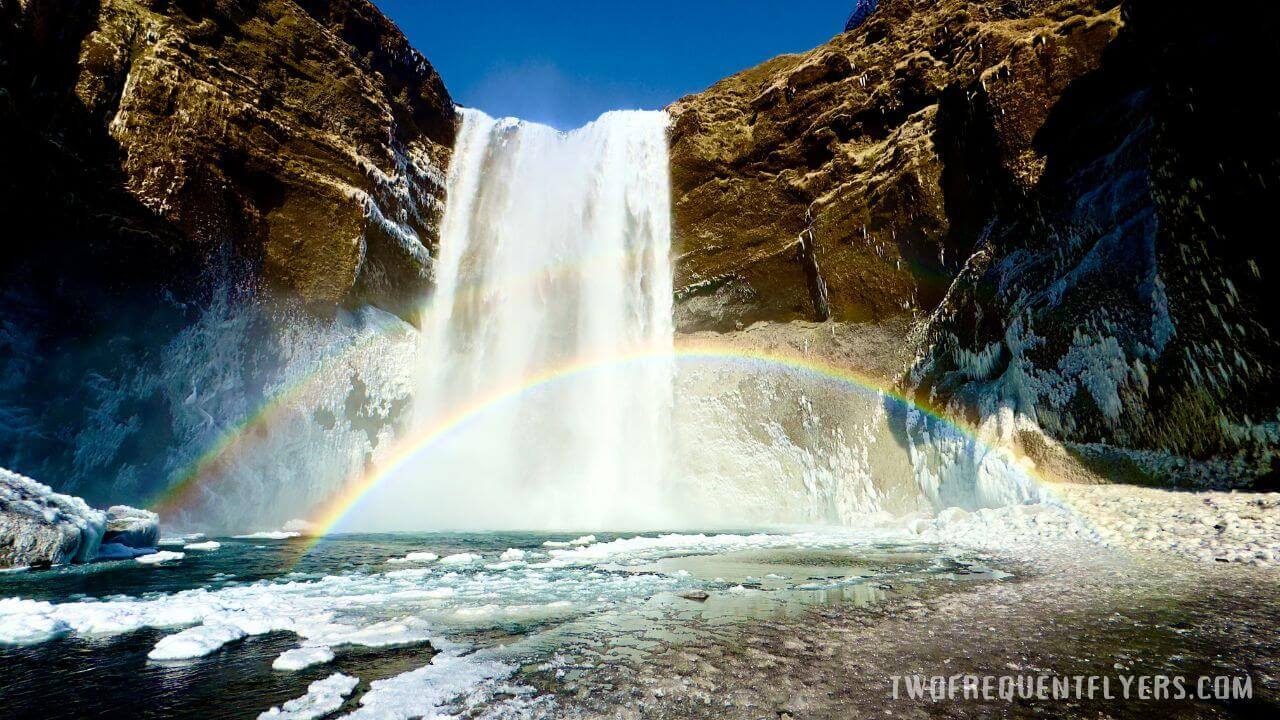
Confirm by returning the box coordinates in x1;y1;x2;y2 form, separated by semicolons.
0;467;105;567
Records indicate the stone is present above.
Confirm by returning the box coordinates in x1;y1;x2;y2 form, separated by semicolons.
103;505;160;549
0;468;106;568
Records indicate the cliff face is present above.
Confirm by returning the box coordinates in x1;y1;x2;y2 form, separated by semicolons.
0;0;455;515
2;0;454;318
668;0;1120;331
670;0;1280;486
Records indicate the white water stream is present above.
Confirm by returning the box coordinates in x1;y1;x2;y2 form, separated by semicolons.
352;109;675;530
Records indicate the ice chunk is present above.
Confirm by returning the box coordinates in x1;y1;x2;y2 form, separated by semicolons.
260;673;358;720
542;535;596;548
438;552;480;565
148;623;246;659
329;618;433;649
103;505;160;549
136;551;184;565
341;652;511;720
233;531;301;540
273;646;335;671
499;548;526;561
0;598;70;645
183;541;221;551
0;467;106;567
386;551;438;564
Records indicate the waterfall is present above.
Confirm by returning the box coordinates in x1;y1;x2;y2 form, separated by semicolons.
351;109;675;531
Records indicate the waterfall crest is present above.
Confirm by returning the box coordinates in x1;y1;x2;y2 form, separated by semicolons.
352;109;674;530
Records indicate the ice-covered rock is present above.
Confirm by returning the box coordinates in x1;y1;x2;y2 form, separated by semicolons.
259;673;358;720
0;467;106;568
96;543;157;560
103;505;160;549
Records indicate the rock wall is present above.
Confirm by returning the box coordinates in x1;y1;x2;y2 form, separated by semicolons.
0;0;455;518
670;0;1280;486
668;0;1120;331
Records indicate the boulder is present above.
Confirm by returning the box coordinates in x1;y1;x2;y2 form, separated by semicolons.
0;468;106;568
103;505;160;549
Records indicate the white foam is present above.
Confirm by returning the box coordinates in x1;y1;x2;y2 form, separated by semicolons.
273;646;335;671
260;672;358;720
148;622;246;659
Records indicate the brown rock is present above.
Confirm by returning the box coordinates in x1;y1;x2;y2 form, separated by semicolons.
668;0;1119;331
35;0;456;319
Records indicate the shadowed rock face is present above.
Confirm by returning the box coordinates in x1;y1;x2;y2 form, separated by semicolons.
2;0;455;319
0;0;454;509
670;0;1280;485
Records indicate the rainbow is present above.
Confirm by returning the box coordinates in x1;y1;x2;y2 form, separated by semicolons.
149;311;410;518
150;248;665;518
302;338;1037;538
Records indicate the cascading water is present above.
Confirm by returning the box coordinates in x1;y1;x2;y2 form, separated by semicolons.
349;109;675;531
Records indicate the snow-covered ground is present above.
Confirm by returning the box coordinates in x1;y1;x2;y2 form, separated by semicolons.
905;483;1280;567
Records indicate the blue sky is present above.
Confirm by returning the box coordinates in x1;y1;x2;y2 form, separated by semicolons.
375;1;854;129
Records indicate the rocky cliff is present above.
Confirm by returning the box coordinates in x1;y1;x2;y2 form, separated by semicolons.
669;0;1280;486
2;0;455;318
0;0;454;518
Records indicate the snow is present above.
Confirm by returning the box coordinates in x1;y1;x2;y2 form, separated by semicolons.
273;646;335;671
385;551;438;564
136;551;184;565
183;541;221;551
260;673;359;720
234;531;302;540
148;622;246;659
